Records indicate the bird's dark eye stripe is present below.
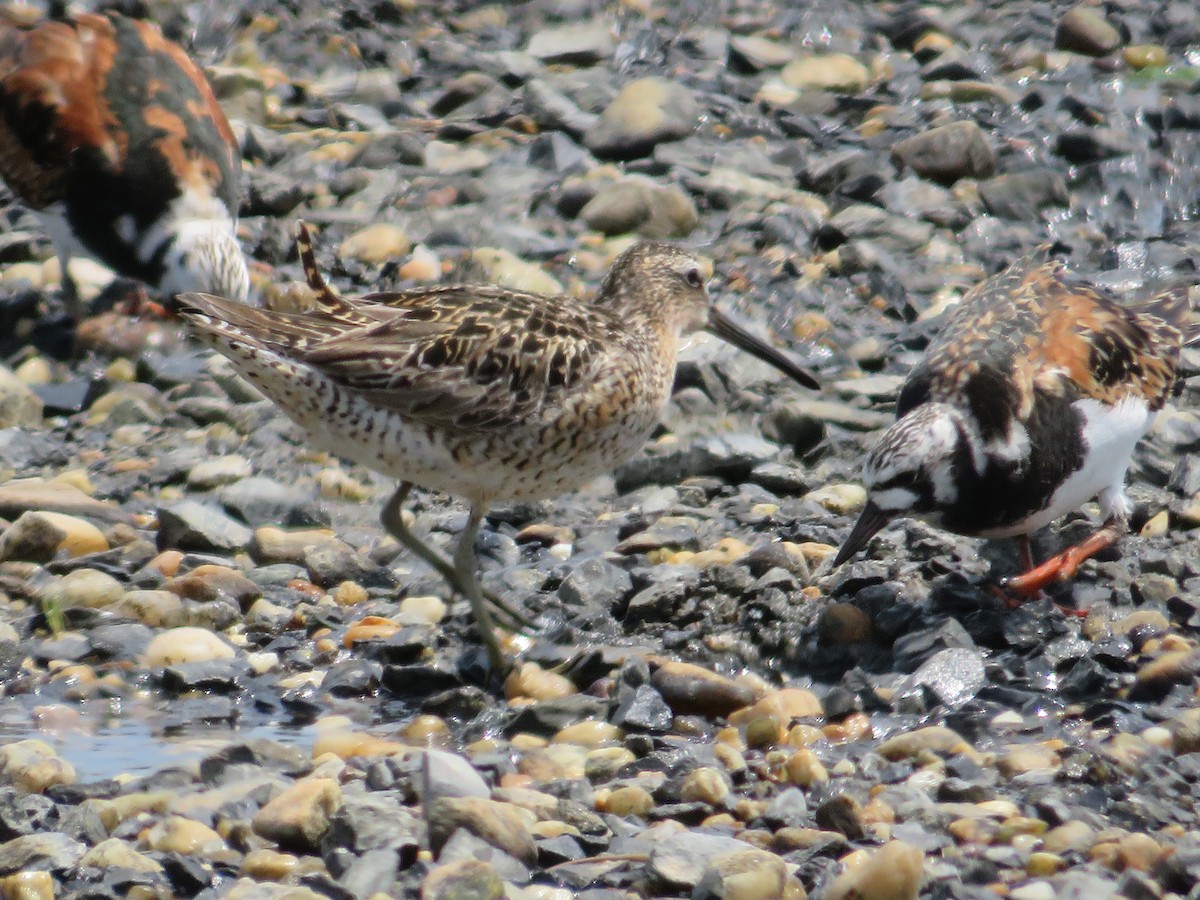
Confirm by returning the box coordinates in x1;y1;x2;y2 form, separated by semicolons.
873;473;914;491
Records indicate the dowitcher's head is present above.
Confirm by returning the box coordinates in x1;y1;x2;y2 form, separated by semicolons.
598;242;818;389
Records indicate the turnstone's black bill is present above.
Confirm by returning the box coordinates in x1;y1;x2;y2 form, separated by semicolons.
0;11;249;316
834;246;1199;599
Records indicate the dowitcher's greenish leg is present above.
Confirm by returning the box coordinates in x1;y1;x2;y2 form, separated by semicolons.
380;483;531;632
454;502;507;673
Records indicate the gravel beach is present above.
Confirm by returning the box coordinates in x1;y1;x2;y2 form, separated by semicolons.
2;1;1200;897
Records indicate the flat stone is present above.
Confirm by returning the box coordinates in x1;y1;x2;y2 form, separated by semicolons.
526;21;613;66
648;831;752;890
0;832;85;875
157;501;253;553
427;797;537;865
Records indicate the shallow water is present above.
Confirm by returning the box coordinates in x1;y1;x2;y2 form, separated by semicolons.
0;705;317;782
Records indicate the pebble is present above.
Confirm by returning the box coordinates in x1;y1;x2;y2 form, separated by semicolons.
781;53;869;93
693;847;795;900
0;510;108;562
251;777;342;853
426;797;536;865
578;177;698;238
825;840;924;900
526;21;613;66
467;247;563;296
1056;6;1123;56
0;366;43;428
186;454;253;490
0;740;75;794
585;76;699;160
804;483;867;516
157;500;253;553
143;627;235;667
338;223;411;265
892;121;996;185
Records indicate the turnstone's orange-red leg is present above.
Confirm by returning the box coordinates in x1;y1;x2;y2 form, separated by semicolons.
1002;520;1124;604
1015;535;1035;572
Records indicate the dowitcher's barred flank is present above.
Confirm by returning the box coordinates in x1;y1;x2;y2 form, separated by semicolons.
0;10;249;316
835;246;1199;601
180;224;818;671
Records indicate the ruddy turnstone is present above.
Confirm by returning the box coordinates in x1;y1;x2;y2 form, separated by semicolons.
179;225;818;671
0;10;248;317
834;246;1198;598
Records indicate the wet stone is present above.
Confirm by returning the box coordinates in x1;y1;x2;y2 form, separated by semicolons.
558;557;633;610
217;476;325;528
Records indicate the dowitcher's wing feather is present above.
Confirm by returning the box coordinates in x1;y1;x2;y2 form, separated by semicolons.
180;285;610;432
300;288;606;430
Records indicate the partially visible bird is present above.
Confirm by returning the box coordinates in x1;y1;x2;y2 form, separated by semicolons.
0;10;248;317
179;224;818;672
834;247;1199;599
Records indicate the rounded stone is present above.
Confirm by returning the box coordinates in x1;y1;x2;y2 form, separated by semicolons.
39;568;125;611
338;223;411;265
824;840;923;900
0;511;108;562
143;627;236;667
0;740;76;794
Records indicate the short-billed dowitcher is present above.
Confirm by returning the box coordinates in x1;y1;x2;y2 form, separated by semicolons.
835;246;1198;600
0;10;248;316
180;224;817;671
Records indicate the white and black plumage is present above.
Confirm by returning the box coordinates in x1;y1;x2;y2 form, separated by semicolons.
0;10;249;316
835;247;1198;597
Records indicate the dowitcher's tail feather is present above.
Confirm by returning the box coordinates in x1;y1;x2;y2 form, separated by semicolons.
296;221;343;308
178;291;364;352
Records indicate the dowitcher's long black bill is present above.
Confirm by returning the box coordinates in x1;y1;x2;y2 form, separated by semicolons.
832;499;891;568
706;307;819;390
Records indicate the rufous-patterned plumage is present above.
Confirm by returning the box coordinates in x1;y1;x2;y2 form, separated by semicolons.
0;10;248;315
836;246;1198;599
180;224;817;671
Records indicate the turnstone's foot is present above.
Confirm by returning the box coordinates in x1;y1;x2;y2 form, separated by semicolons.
999;519;1125;614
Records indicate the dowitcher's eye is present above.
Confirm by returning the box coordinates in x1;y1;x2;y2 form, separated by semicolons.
684;267;703;288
